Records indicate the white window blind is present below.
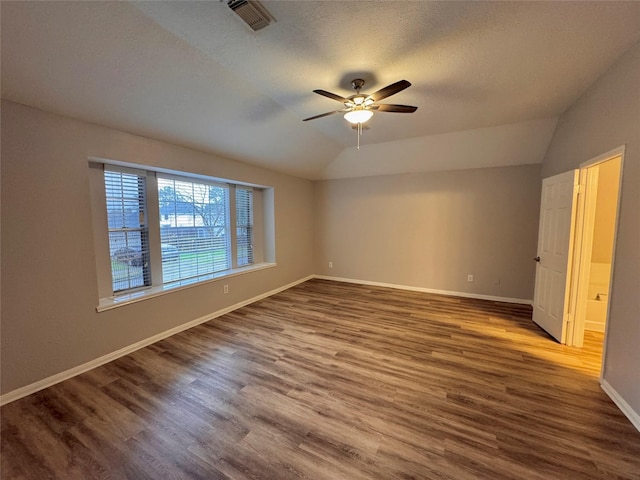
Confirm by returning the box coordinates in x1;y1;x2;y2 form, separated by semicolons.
95;161;270;301
158;176;230;284
236;187;254;266
104;169;150;292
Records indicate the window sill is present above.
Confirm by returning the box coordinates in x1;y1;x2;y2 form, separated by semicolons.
96;262;276;312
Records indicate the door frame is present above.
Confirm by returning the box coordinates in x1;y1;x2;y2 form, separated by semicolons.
566;146;625;376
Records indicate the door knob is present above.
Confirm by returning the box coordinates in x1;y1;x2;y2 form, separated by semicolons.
534;256;541;262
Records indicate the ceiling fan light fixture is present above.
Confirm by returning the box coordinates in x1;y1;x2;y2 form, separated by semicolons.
344;109;373;124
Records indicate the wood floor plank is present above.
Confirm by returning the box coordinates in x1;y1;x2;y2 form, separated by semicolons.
2;279;640;479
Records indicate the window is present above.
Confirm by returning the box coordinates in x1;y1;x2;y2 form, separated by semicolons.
158;176;230;284
236;187;254;267
105;170;150;292
95;164;272;303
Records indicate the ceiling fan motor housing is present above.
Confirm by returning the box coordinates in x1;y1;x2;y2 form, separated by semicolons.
351;79;366;91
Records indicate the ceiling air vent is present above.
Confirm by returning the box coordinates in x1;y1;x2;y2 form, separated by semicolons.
227;0;273;32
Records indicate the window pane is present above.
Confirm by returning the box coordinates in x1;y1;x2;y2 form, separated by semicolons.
105;170;151;293
236;187;254;266
158;177;230;284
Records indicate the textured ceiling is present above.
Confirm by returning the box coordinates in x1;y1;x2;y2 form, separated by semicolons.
2;1;639;179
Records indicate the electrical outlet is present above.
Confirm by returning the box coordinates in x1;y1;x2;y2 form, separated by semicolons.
223;284;229;294
467;274;474;282
328;261;333;268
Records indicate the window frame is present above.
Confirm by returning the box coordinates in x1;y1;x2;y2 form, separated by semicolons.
89;160;276;312
104;167;152;293
156;174;233;284
235;186;254;268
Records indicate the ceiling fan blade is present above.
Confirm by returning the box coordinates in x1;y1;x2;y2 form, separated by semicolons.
313;89;351;103
302;110;346;121
366;80;411;102
370;104;418;113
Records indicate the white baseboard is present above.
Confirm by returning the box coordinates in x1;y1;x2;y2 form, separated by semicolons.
0;275;314;406
601;379;640;432
313;275;533;305
585;320;606;332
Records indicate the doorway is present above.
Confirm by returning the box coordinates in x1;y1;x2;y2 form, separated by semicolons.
568;148;623;375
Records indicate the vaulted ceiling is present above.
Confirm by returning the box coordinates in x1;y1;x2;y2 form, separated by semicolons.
2;1;639;179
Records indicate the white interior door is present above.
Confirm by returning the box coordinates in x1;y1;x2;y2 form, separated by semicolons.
532;170;579;343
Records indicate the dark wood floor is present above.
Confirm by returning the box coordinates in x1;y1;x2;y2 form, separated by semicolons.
3;279;640;479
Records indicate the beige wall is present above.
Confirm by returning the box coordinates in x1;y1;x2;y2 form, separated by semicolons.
0;100;315;395
542;41;640;415
314;164;541;301
591;158;620;264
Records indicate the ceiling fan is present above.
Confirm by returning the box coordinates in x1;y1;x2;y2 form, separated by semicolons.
303;78;417;148
303;78;418;124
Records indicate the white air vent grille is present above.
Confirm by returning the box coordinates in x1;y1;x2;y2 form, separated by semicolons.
227;0;273;32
